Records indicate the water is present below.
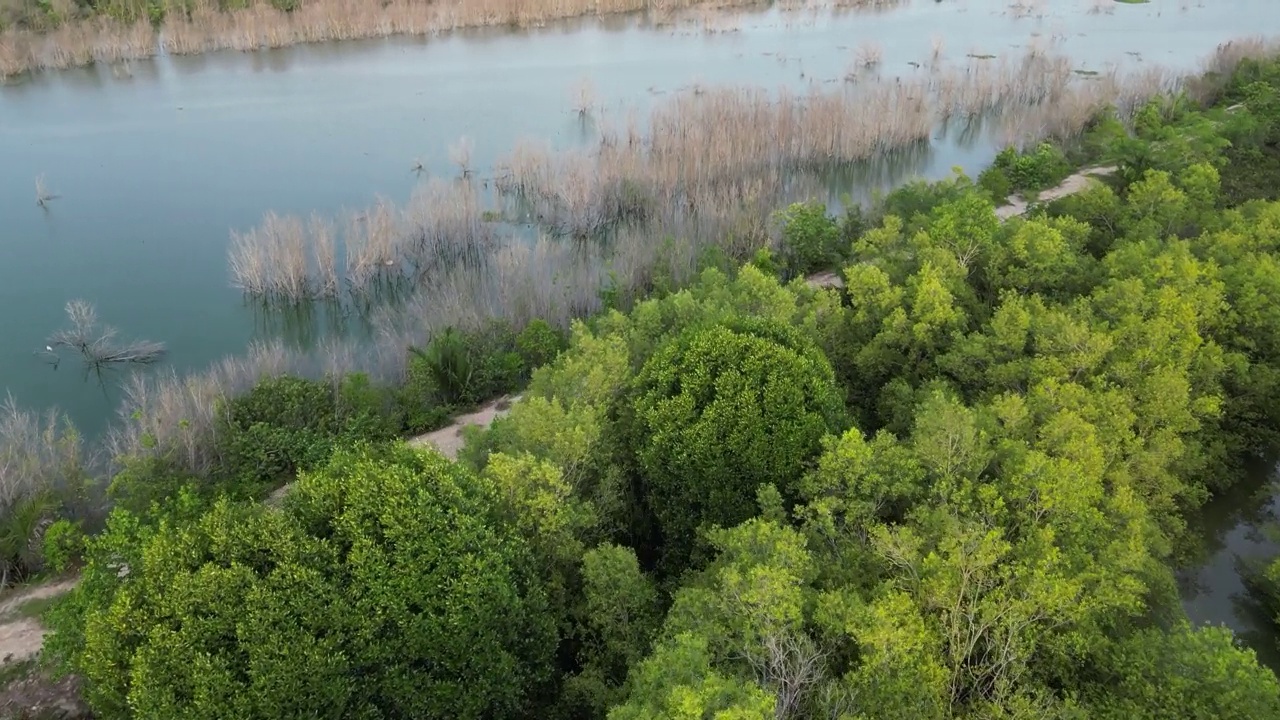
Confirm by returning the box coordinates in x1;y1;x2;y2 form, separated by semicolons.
1180;461;1280;671
1;0;1278;663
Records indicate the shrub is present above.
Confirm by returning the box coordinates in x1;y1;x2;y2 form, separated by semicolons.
465;322;525;400
215;374;400;496
412;328;475;405
106;455;201;516
774;201;841;276
977;165;1014;201
0;398;88;587
41;518;84;573
217;375;339;494
630;321;845;568
397;352;452;434
53;445;557;720
516;319;567;372
881;169;977;227
981;143;1071;197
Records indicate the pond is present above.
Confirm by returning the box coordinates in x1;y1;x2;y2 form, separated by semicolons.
1;0;1279;670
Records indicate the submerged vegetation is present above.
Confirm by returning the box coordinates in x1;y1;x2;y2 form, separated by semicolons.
0;46;1276;716
227;43;1228;306
46;301;167;378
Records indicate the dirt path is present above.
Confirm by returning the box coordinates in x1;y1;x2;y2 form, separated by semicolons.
265;394;522;507
994;165;1117;219
0;577;78;665
806;166;1118;289
407;394;521;459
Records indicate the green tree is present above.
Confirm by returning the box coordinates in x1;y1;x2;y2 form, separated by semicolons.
775;201;841;276
52;445;556;720
631;322;844;567
1085;624;1280;720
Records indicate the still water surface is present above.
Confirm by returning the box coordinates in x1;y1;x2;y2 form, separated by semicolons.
2;0;1279;669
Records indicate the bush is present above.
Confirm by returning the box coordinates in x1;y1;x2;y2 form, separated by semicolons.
412;323;526;408
774;201;841;276
463;322;525;401
977;165;1014;201
981;143;1071;197
41;518;84;573
516;319;568;372
53;445;557;720
215;374;400;496
630;320;845;568
413;328;474;405
880;169;977;228
0;398;88;587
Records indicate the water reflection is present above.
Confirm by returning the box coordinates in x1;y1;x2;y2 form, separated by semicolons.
1179;461;1280;671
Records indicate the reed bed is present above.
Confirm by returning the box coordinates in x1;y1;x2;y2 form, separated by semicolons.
229;178;497;300
3;0;803;78
231;43;1267;305
125;38;1280;483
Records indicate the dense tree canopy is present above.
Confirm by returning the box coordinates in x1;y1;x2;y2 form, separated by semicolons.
46;446;556;720
41;54;1280;720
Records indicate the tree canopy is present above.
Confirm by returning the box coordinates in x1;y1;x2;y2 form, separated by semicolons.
40;53;1280;720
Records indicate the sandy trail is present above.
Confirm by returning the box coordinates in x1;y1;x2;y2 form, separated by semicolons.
265;394;522;507
0;577;79;664
994;165;1117;219
407;394;521;459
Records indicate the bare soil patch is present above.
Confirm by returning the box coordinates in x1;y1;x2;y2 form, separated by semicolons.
408;394;522;460
994;165;1117;219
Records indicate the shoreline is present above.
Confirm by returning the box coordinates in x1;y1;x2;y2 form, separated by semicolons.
0;0;828;79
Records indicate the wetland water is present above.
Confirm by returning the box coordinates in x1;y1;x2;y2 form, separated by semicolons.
1;0;1279;665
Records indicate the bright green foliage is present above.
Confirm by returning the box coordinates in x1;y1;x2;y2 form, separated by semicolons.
607;633;775;720
1085;624;1280;719
979;143;1072;199
815;588;950;720
483;451;596;619
562;544;664;717
216;373;398;496
517;318;569;371
631;322;844;565
42;58;1280;720
774;201;842;275
50;446;555;720
40;518;84;572
412;327;475;404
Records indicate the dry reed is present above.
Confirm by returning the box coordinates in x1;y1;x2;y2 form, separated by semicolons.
34;174;55;207
572;76;596;116
47;300;166;370
0;394;88;584
1;0;784;78
449;136;475;178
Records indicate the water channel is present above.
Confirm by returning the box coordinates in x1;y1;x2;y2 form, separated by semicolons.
2;0;1279;670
